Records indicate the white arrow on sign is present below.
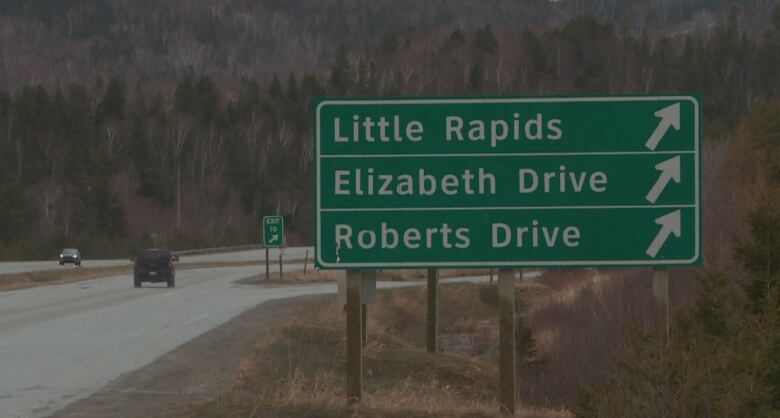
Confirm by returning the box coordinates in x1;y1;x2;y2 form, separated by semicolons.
269;234;279;243
645;103;680;150
645;156;681;203
646;210;681;258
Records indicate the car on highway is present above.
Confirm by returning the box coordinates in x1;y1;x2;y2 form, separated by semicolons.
132;249;178;288
59;248;82;266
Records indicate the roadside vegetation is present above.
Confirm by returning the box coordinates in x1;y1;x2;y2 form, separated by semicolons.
2;8;779;259
0;264;487;292
0;265;133;292
241;268;492;285
176;281;568;417
0;260;286;292
2;3;780;416
169;96;780;415
570;105;780;416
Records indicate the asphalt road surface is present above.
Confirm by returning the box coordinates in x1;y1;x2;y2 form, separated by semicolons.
0;260;497;418
0;246;314;276
0;264;318;418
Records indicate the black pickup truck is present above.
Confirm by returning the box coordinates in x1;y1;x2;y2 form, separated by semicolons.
132;249;178;288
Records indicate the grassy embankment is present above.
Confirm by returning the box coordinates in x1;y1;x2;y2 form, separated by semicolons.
176;280;571;418
241;268;492;284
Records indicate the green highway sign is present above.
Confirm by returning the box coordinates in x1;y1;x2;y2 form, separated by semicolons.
314;96;701;269
263;215;285;248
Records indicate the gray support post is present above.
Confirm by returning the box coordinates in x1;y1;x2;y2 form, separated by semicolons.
361;304;368;347
361;270;376;347
498;268;516;415
427;269;439;353
279;250;283;280
265;248;269;280
652;268;670;344
346;270;362;405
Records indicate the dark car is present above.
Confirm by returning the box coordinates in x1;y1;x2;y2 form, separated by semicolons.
59;248;81;266
132;249;178;288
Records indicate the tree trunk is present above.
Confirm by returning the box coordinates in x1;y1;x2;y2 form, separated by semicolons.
15;136;23;180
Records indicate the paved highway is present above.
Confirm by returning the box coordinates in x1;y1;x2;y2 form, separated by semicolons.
0;261;494;418
0;264;315;418
0;247;314;276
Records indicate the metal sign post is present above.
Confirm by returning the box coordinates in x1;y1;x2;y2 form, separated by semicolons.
361;270;376;347
346;270;362;405
498;269;516;414
265;248;269;280
653;268;670;344
427;269;439;353
279;249;284;280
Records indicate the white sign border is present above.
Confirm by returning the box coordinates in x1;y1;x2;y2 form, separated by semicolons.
262;215;285;248
315;96;700;269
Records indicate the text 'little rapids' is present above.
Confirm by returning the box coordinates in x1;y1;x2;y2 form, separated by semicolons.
333;113;563;148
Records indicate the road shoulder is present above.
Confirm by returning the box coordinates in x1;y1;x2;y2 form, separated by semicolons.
49;294;326;418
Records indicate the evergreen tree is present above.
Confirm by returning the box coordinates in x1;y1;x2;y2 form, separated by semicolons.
442;28;466;50
468;60;483;91
11;86;51;183
238;79;261;115
268;73;283;99
380;25;399;53
474;25;498;54
329;45;350;96
301;73;323;101
0;184;34;244
92;173;127;238
129;115;160;199
95;77;126;123
743;100;780;180
774;5;780;29
736;195;780;312
286;73;299;103
0;88;9;118
524;29;550;73
195;75;219;123
175;75;197;115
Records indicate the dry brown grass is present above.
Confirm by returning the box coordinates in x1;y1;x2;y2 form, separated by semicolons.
243;268;492;285
175;283;571;418
0;265;133;291
519;268;700;408
0;261;483;292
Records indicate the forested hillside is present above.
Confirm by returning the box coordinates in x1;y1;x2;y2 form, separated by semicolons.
0;0;777;89
1;2;780;258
